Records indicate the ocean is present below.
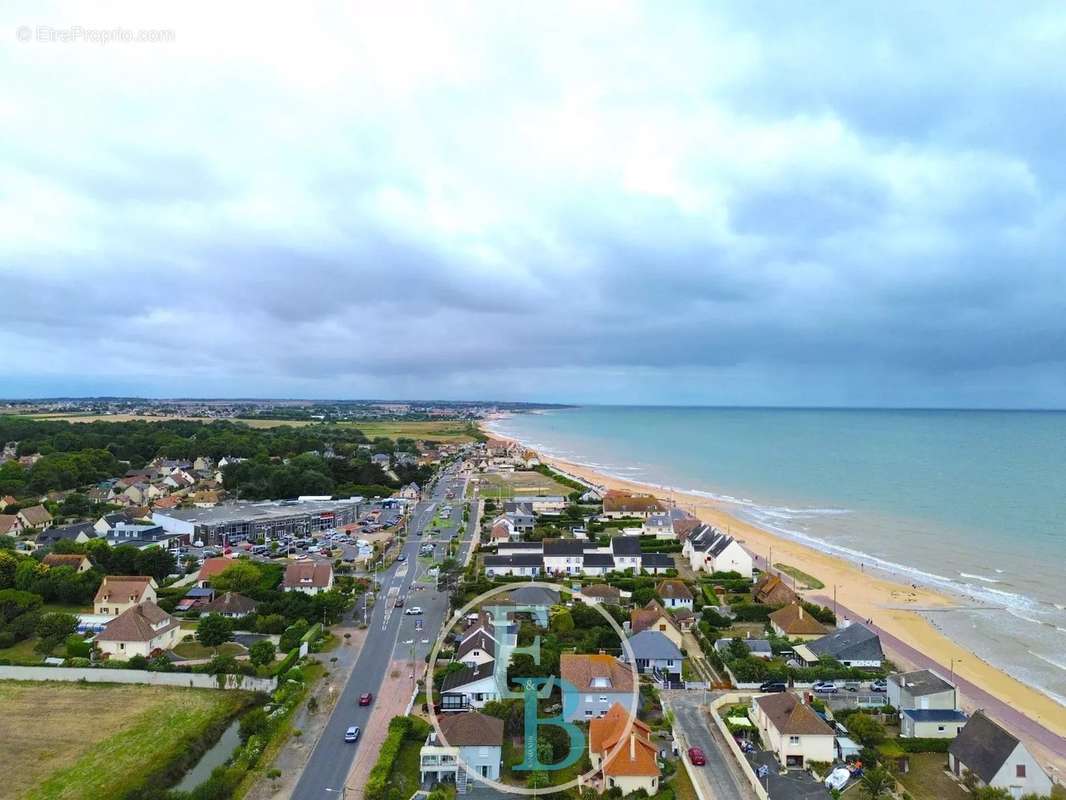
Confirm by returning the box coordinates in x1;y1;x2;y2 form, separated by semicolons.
487;405;1066;707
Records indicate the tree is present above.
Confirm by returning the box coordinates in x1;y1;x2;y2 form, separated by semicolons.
212;561;262;595
196;613;233;651
35;611;79;654
249;639;276;667
847;713;886;747
239;708;271;742
551;609;574;633
727;637;750;660
859;766;894;799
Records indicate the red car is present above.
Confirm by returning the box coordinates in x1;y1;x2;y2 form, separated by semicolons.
688;747;706;766
359;692;373;706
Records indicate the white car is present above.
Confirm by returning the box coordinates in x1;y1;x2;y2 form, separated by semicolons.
405;607;423;615
812;681;839;693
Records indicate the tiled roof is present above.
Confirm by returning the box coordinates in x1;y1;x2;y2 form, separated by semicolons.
630;601;678;635
769;604;829;636
437;711;504;747
590;703;659;777
42;553;90;569
560;654;635;693
807;623;883;662
96;600;178;643
441;660;497;692
283;561;333;589
199;592;258;615
890;669;955;697
948;711;1022;785
602;492;665;514
656;580;693;601
94;575;155;606
18;504;53;525
198;557;237;581
755;693;834;736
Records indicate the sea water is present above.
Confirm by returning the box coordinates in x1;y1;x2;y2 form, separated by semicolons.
488;406;1066;707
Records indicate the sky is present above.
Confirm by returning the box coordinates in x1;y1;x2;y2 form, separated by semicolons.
3;2;1066;407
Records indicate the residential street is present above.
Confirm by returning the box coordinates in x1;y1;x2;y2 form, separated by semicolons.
291;466;472;800
663;691;755;800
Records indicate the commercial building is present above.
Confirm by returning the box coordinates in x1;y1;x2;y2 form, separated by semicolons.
152;497;362;546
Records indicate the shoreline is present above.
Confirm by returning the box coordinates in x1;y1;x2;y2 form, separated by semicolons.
478;420;1066;774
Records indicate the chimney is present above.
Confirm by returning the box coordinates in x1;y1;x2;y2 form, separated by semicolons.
798;606;804;619
629;732;636;761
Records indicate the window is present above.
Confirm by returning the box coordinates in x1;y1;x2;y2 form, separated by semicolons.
585;695;593;703
599;695;608;702
937;726;945;732
1016;765;1026;778
585;710;593;717
789;736;800;745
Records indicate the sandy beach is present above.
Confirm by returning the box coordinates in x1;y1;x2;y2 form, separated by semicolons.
481;423;1066;777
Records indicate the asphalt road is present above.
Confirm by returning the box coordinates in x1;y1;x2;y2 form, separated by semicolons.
291;466;471;800
665;691;755;800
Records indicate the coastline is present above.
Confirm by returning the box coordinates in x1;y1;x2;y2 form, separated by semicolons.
479;420;1066;774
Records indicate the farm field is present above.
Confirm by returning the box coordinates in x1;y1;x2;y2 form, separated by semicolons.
470;470;572;499
0;681;249;800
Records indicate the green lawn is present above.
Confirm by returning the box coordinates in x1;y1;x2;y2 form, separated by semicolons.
473;471;572;499
0;681;250;800
772;563;825;590
171;641;246;659
389;738;425;799
0;637;46;664
894;753;969;800
670;760;699;800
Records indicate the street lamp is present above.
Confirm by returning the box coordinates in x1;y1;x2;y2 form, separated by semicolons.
950;657;962;684
325;787;348;799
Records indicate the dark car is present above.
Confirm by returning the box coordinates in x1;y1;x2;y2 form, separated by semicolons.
688;747;706;766
395;597;404;607
759;681;787;693
359;692;373;706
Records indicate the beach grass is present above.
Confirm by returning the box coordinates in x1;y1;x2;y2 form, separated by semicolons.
773;562;825;590
0;681;246;800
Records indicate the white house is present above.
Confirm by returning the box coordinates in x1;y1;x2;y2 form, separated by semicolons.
610;536;643;573
794;623;884;669
543;539;586;576
93;576;158;616
655;579;694;610
949;711;1052;798
752;693;835;769
440;661;500;711
282;561;334;595
94;600;180;658
682;524;753;578
888;669;958;711
901;709;968;739
642;513;676;539
420;712;504;788
456;632;496;668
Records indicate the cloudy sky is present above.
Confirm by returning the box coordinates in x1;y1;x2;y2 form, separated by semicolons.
3;2;1065;407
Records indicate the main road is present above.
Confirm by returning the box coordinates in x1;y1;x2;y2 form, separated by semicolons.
292;465;475;799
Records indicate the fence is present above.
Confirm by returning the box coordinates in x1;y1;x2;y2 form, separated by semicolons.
0;665;277;692
707;692;770;800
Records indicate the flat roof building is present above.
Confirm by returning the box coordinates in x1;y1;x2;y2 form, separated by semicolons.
152;497;363;545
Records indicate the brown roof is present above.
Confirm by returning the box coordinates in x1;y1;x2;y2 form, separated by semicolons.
96;600;178;643
0;514;19;534
580;584;622;601
283;560;333;589
656;579;693;602
602;491;665;514
198;591;258;615
754;574;799;606
630;601;679;636
198;557;238;581
18;504;52;525
559;654;635;693
94;575;156;606
437;711;504;747
672;517;702;541
755;693;834;736
590;703;658;777
769;604;829;636
152;495;182;509
42;553;90;569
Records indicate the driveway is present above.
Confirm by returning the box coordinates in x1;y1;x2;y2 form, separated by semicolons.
746;752;830;800
664;691;755;800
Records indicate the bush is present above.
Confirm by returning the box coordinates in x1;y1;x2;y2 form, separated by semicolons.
65;634;91;658
239;708;271;742
365;717;413;800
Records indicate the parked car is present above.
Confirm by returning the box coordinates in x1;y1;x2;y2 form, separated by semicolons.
688;747;706;766
359;692;373;706
397;554;407;562
870;678;888;692
812;681;839;694
344;726;361;742
405;607;423;615
759;681;787;693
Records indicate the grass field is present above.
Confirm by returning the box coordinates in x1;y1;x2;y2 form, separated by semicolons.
171;640;247;660
894;753;968;800
471;470;573;499
0;681;248;800
22;413;479;442
773;562;825;590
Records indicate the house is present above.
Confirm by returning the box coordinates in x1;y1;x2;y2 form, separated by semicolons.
795;623;884;668
589;703;661;796
420;711;504;786
714;637;774;660
440;661;500;711
642;513;676;539
768;604;829;640
42;553;93;573
196;556;239;587
582;552;616;576
456;632;496;668
191;490;222;508
17;504;53;530
105;522;171;550
489;517;516;542
514;495;567;514
601;491;665;519
610;536;642;573
559;653;636;720
753;573;800;606
197;591;259;618
152;494;183;511
888;669;958;711
399;483;421;500
543;538;587;576
0;495;16;511
94;600;180;658
175;586;216;612
656;579;694;610
901;709;969;739
672;516;701;542
283;561;334;595
94;511;138;537
948;711;1052;797
483;552;542;578
682;524;753;578
501;502;535;534
578;584;623;606
371;453;391;468
623;630;684;681
34;522;97;548
629;601;683;648
580;487;605;503
0;514;22;536
752;692;835;768
94;576;158;616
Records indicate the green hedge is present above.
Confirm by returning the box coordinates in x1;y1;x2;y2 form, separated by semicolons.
365;716;431;800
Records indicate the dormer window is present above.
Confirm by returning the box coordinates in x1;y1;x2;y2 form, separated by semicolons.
591;677;611;689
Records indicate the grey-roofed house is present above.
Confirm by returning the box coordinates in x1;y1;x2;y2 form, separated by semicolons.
439;660;500;711
948;711;1052;796
796;623;884;668
888;669;958;711
902;708;968;739
640;552;674;574
36;521;96;548
457;632;496;667
506;585;560;607
622;630;684;680
483;552;542;578
714;637;774;660
611;535;642;572
581;552;616;576
543;538;586;575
